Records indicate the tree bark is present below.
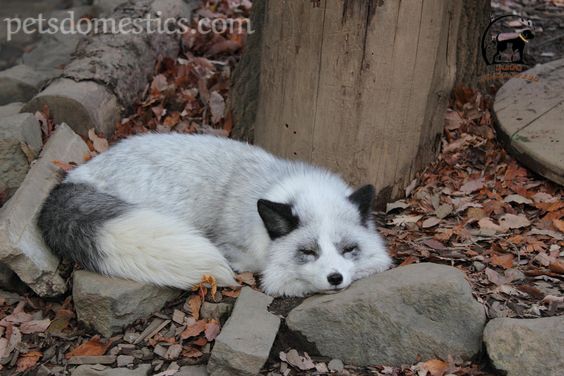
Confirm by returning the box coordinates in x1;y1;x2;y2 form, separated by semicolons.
231;0;490;205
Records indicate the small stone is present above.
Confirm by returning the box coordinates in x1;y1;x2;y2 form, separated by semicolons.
200;302;233;322
68;355;116;365
123;332;139;344
172;309;185;324
73;271;179;337
153;345;168;358
207;287;280;376
177;365;208;376
328;359;344;372
164;344;182;360
484;316;564;376
116;355;134;367
473;261;486;272
118;344;136;355
0;124;88;296
71;364;151;376
286;263;486;366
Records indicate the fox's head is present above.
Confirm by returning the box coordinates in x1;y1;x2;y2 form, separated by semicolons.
257;180;392;297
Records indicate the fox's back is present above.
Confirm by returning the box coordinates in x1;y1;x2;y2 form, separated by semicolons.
65;134;281;227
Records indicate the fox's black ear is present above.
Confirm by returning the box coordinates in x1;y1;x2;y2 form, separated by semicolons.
257;199;299;240
348;185;375;224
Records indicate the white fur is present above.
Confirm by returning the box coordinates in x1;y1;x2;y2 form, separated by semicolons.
65;134;392;296
96;208;236;288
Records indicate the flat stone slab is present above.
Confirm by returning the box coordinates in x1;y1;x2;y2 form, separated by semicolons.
0;123;89;296
207;287;280;376
484;316;564;376
494;58;564;185
73;270;180;337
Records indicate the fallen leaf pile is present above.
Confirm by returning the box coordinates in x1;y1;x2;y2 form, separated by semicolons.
381;86;563;321
112;0;251;140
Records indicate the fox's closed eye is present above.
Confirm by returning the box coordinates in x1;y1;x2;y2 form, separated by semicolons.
299;248;317;256
343;245;358;254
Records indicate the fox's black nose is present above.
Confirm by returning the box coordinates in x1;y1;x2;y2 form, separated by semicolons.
327;272;343;286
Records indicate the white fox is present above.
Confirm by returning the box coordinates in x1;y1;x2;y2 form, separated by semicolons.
38;133;391;297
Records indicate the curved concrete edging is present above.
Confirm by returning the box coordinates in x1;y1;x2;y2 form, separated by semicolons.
493;58;564;186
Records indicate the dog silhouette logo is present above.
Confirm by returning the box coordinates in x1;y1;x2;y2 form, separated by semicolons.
482;15;535;65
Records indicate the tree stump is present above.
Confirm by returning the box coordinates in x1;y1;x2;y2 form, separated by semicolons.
231;0;490;205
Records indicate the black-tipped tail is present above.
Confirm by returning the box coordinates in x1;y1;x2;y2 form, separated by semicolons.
37;183;130;272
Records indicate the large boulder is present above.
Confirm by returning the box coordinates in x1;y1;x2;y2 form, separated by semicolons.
73;270;180;337
0;123;89;296
286;263;486;366
484;316;564;376
208;287;280;376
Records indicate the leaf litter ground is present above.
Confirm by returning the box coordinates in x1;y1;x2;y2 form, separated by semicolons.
1;0;563;375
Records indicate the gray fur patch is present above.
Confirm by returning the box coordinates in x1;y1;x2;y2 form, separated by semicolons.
37;183;130;272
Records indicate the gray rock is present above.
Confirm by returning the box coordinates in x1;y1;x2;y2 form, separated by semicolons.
0;102;24;118
22;7;95;73
484;316;564;376
207;287;280;376
116;355;134;367
286;263;486;366
71;364;152;376
0;124;89;296
327;359;344;372
200;302;233;322
177;365;208;376
0;65;56;105
0;113;43;199
73;270;180;337
68;356;116;365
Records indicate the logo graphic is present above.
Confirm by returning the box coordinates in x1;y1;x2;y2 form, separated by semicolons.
481;15;535;66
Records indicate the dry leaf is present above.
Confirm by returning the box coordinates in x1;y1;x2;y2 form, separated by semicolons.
491;254;514;269
549;260;564;274
65;335;111;359
182;347;204;358
460;178;484;194
444;110;464;130
235;272;256;286
422;217;441;228
281;349;316;371
504;194;533;205
16;351;42;372
485;268;508;286
418;358;448;376
389;214;423;226
221;289;240;298
553;219;564;233
386;200;410;213
478;217;502;232
20;319;51;334
51;160;75;172
204;320;221;341
180;320;207;339
499;213;531;230
88;129;109;153
209;91;225;124
187;295;202;320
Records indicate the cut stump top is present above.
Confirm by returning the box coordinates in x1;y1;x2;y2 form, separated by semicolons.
493;58;564;186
